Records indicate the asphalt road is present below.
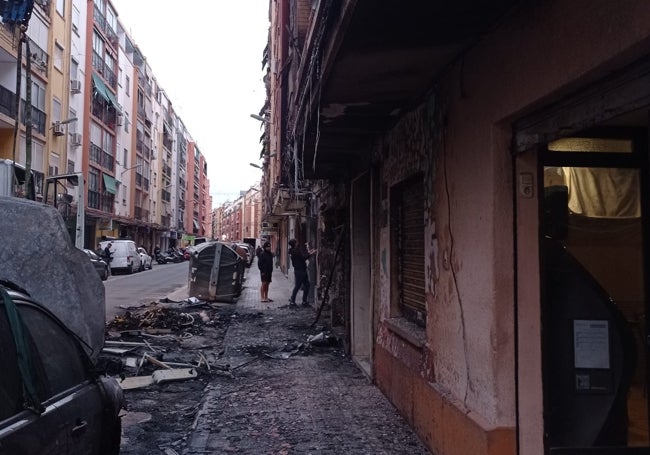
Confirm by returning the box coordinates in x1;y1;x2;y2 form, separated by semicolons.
103;261;189;320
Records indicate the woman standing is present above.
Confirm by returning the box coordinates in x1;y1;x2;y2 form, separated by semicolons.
257;241;274;302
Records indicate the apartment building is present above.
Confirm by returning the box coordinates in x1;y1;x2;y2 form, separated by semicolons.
0;0;211;252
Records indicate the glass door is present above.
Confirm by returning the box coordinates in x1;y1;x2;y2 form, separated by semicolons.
541;134;650;453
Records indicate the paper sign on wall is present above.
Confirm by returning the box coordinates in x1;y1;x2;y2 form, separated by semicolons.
573;319;610;369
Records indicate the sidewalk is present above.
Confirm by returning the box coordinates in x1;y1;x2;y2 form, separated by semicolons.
181;263;431;454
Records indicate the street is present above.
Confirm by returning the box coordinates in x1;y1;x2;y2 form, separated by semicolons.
104;262;189;320
100;261;429;454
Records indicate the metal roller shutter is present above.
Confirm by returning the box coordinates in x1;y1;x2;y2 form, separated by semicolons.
398;177;425;313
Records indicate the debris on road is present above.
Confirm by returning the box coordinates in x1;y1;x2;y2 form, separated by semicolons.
101;299;237;391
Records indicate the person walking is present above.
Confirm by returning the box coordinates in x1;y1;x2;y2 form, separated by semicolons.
289;238;316;306
257;241;274;302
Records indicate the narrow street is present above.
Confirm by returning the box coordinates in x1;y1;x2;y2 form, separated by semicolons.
105;261;430;454
104;262;189;320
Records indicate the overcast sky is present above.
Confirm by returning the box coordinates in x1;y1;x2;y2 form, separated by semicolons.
110;0;269;205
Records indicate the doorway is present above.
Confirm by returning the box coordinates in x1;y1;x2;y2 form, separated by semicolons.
351;172;373;377
540;130;649;452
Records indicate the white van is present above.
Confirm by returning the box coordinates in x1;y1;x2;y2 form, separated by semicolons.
99;240;142;274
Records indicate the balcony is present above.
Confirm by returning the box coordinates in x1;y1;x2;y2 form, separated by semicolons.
91;52;117;89
88;189;114;213
89;143;114;171
27;39;48;77
91;97;117;129
162;163;172;177
93;8;118;48
134;206;149;222
163;135;173;151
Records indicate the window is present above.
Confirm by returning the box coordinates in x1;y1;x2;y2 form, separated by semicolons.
70;58;78;81
68;109;77;134
0;303;23;420
54;42;64;71
67;159;74;174
21;77;46;111
92;32;104;57
18;306;87;397
125;75;130;95
72;6;80;32
51;98;61;124
123;148;127;167
390;174;426;326
55;0;64;16
103;132;114;157
18;137;44;173
49;153;60;176
106;6;117;32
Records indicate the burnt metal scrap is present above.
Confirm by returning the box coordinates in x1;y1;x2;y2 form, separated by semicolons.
101;298;241;388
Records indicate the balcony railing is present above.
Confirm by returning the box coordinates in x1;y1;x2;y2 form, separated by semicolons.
134;206;149;221
28;39;48;77
163;136;173;151
91;52;117;89
162;163;172;177
89;142;114;171
135;174;150;191
89;143;102;166
91;97;117;129
88;190;114;212
102;151;114;172
93;8;118;48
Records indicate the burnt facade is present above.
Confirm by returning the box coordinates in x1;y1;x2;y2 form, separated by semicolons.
262;1;650;453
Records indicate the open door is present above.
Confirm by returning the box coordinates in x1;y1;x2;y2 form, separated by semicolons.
540;130;650;453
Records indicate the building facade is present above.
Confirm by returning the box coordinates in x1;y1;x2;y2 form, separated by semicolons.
263;1;650;454
0;0;212;253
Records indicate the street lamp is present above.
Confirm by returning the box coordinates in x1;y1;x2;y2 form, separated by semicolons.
121;164;143;176
249;163;263;170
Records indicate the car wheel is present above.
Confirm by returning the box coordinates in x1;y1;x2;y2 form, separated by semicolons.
148;260;152;270
101;266;109;281
127;264;133;274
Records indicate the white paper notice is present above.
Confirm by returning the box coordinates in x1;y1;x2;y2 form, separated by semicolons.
573;320;610;369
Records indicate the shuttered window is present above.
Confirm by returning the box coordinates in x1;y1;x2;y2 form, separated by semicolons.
391;174;426;325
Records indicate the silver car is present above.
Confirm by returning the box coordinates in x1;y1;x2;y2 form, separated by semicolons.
0;283;124;454
137;247;153;271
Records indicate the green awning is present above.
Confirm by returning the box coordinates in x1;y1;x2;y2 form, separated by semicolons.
92;73;121;112
103;173;117;195
92;73;110;103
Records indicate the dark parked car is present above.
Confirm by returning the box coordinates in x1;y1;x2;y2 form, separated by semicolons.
82;248;109;281
0;283;124;454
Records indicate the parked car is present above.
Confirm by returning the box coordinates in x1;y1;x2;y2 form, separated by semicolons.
82;248;109;281
99;240;142;274
0;282;124;454
137;247;152;271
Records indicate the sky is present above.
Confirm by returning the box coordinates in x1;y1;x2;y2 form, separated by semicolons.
110;0;269;205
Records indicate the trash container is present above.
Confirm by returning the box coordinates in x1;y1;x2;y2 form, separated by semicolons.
188;241;243;302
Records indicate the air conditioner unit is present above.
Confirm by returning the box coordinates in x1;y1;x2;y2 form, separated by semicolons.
117;113;123;126
70;133;82;146
70;79;81;93
52;122;65;136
